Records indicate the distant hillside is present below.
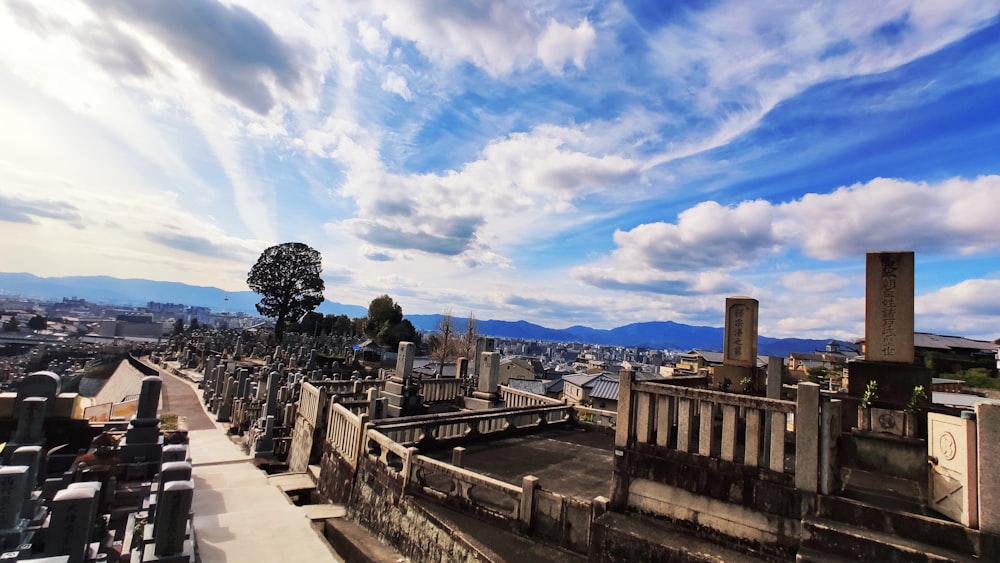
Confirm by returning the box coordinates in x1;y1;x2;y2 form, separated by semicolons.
0;272;367;318
1;272;840;355
407;314;841;356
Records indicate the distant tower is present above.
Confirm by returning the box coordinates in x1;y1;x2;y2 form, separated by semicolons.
223;295;229;314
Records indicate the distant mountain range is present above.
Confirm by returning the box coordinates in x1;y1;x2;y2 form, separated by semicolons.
405;315;843;357
0;272;844;356
0;272;368;318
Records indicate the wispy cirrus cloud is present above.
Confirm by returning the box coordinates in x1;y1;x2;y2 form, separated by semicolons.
0;194;84;229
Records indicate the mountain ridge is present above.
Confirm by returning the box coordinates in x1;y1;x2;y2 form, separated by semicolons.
0;272;843;355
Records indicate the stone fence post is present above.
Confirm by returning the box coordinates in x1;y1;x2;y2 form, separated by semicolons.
795;382;820;493
615;369;634;449
520;475;539;532
977;403;1000;535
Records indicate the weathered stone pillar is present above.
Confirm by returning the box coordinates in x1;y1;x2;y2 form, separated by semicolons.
396;341;415;382
13;397;46;444
0;466;28;530
153;480;194;558
766;356;783;400
46;486;98;563
795;382;820;493
977;403;1000;534
520;475;539;531
865;251;914;363
135;376;162;421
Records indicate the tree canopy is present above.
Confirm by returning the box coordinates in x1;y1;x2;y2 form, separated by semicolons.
247;242;325;342
363;294;417;351
27;315;48;331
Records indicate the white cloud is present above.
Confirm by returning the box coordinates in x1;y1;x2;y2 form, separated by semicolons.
537;18;595;73
363;0;596;76
611;199;779;271
918;279;1000;318
579;175;1000;296
781;271;850;293
332;126;639;261
777;176;1000;259
357;19;388;57
380;70;411;100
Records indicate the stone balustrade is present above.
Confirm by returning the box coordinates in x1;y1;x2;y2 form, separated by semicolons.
327;402;367;468
410;454;523;520
371;405;571;447
420;377;464;403
499;385;563;407
574;405;617;429
617;372;815;479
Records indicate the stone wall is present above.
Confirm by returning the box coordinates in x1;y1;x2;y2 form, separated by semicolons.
317;441;356;503
348;454;491;562
287;415;316;473
616;444;802;559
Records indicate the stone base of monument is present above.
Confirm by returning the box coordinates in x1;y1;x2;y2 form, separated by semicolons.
381;385;425;418
711;365;753;389
847;361;931;417
22;491;46;525
120;437;164;464
0;522;28;551
140;521;195;563
139;539;196;563
464;395;497;410
252;436;274;458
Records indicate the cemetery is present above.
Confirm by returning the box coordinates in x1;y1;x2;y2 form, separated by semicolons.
0;372;195;562
2;251;999;562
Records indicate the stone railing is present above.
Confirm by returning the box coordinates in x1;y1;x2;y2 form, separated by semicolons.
618;373;824;489
365;428;412;477
298;382;324;426
499;385;563;408
410;454;524;521
372;405;571;448
316;379;386;398
327;402;368;468
573;405;616;429
420;378;464;403
408;451;605;552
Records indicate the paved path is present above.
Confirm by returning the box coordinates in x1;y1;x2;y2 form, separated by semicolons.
140;360;343;563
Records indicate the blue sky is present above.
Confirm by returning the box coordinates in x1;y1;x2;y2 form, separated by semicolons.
1;1;999;341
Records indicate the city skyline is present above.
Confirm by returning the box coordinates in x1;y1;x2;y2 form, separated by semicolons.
1;2;999;340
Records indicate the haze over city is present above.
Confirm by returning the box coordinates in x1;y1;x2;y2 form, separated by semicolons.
1;1;999;341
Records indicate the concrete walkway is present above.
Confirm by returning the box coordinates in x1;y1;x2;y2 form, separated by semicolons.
144;361;344;563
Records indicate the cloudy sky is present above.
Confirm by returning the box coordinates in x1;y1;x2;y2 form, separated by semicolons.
1;1;999;341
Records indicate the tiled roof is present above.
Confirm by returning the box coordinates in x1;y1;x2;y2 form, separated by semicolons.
563;373;602;388
588;375;619;401
914;333;998;352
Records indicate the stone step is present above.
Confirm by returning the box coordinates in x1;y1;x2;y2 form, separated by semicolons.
590;511;779;563
414;498;585;563
801;516;978;563
839;467;927;513
817;494;980;557
795;545;860;563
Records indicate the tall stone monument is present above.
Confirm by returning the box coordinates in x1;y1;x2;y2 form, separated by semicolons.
864;251;915;364
379;342;425;417
713;297;760;389
119;376;164;466
848;252;930;414
465;351;501;410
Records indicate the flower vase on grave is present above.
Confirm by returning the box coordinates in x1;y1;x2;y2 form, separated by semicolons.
858;408;871;431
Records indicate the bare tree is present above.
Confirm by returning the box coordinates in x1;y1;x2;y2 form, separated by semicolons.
432;310;456;377
458;313;479;363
